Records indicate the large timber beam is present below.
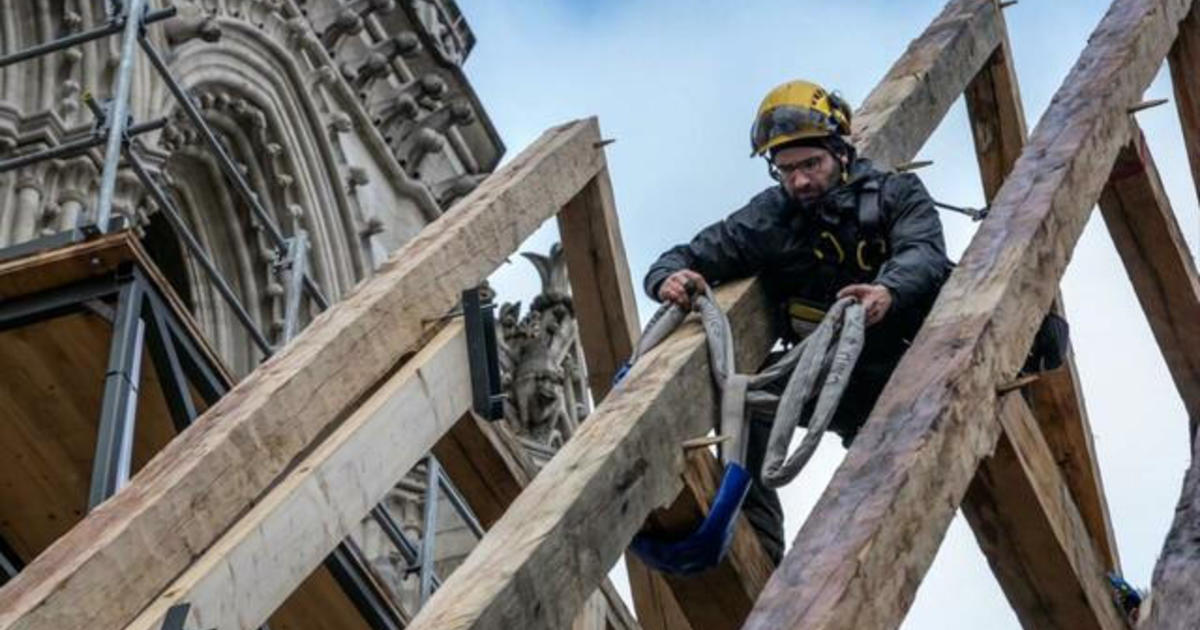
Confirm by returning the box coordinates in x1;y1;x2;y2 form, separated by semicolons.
407;276;775;630
965;394;1126;630
743;0;1194;628
563;165;726;630
1134;5;1200;626
960;8;1123;622
433;414;640;630
0;118;607;630
1142;434;1200;628
403;1;1008;628
125;322;472;630
1099;125;1200;444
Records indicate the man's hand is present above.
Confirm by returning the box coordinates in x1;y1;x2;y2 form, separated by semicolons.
837;283;893;326
658;269;708;309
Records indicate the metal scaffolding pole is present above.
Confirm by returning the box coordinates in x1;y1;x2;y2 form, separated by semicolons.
0;119;165;175
419;456;440;606
125;148;275;355
0;7;174;68
93;0;148;234
138;37;330;311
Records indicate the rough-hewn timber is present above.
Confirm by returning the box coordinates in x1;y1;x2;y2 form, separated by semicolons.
0;118;606;630
402;1;1008;626
743;0;1193;627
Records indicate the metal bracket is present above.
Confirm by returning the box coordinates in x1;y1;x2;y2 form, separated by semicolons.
461;287;505;420
933;199;989;222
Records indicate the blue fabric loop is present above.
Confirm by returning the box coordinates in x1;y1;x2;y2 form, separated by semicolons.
630;463;752;575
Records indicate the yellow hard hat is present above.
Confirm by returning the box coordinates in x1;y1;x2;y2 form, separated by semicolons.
749;80;852;157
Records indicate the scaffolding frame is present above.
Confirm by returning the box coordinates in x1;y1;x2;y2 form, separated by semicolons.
0;2;491;626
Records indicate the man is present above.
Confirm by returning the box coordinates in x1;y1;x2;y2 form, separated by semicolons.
644;79;953;563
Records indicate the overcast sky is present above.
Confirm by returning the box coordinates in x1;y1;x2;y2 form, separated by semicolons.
456;1;1196;627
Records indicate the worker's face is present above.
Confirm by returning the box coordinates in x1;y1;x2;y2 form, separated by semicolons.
772;145;844;204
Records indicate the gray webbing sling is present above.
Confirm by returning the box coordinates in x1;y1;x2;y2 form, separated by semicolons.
628;288;866;488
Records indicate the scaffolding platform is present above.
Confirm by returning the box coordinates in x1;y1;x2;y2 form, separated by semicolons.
0;232;394;630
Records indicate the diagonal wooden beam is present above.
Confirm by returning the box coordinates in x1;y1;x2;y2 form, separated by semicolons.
1100;129;1200;440
0;118;606;630
961;7;1122;615
557;156;697;630
743;0;1194;628
402;1;1009;627
433;414;640;630
1141;434;1200;628
1140;6;1200;626
965;393;1126;630
853;0;1008;170
125;322;472;630
406;276;774;630
1154;0;1200;442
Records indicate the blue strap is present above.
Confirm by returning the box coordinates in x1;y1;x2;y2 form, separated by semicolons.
630;463;753;575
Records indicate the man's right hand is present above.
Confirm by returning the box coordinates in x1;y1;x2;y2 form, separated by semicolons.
657;269;708;309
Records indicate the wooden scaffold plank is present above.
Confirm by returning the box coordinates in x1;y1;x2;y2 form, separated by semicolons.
743;0;1194;628
402;1;1011;628
0;118;607;630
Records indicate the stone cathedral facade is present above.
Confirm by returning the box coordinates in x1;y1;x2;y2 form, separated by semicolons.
1;0;603;624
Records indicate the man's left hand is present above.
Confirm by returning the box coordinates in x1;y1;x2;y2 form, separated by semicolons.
837;283;893;326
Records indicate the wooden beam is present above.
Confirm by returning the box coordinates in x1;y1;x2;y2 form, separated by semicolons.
556;159;698;629
403;1;1008;627
559;166;641;398
432;413;640;630
963;394;1126;630
1141;8;1200;626
963;34;1027;200
0;118;606;630
1122;12;1200;440
1141;434;1200;629
743;1;1193;628
623;556;694;630
962;5;1121;579
853;0;1007;170
123;322;472;629
1100;130;1200;436
1170;0;1200;218
406;276;774;630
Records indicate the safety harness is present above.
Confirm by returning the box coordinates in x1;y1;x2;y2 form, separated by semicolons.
789;176;887;336
615;287;866;574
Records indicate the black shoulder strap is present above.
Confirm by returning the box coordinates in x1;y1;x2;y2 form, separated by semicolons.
857;177;883;238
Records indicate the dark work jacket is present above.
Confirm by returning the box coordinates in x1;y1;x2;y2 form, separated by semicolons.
643;158;952;439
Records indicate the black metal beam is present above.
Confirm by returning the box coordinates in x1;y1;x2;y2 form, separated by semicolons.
125;148;274;356
324;541;405;630
0;274;119;332
461;288;504;420
0;118;166;175
142;279;199;433
0;533;23;587
142;290;227;404
88;276;145;510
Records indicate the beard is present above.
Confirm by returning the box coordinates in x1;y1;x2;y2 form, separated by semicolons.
787;162;843;206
